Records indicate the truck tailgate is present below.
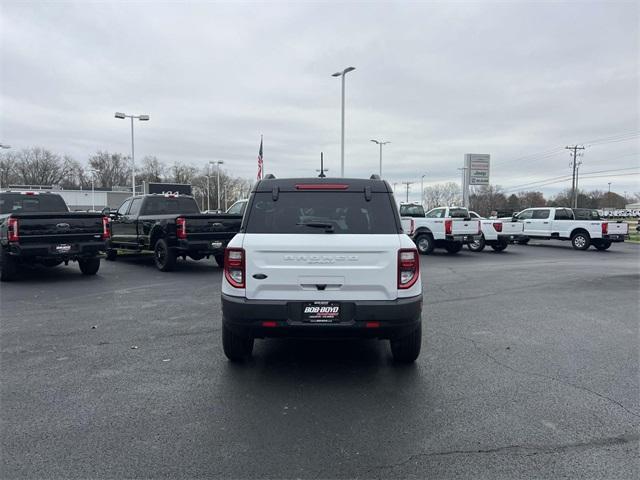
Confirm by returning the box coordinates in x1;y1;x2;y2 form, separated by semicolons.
501;221;524;235
182;214;242;239
11;213;104;244
452;219;480;235
608;222;629;235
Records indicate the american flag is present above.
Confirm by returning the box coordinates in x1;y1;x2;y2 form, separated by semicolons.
257;136;263;180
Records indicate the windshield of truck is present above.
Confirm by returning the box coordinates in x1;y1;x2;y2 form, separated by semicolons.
0;193;69;214
245;192;399;234
141;196;200;215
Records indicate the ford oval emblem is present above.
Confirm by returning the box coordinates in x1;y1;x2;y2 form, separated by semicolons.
56;223;70;229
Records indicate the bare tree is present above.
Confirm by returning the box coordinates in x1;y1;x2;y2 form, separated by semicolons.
138;156;166;184
423;182;461;209
469;185;507;216
88;151;131;189
13;147;71;186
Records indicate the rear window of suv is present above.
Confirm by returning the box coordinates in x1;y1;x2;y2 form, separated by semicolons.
245;192;399;234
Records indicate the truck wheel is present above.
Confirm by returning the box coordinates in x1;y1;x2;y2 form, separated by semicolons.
215;254;225;267
78;257;100;275
445;242;463;254
415;234;434;255
490;241;508;252
154;238;176;272
105;249;117;261
594;240;611;251
467;236;485;252
571;231;591;250
222;324;254;361
0;248;18;282
390;323;422;363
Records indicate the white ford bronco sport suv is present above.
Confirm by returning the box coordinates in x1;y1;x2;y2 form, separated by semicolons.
221;175;423;362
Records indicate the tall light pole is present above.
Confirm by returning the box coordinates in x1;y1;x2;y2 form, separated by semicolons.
207;162;212;212
90;169;99;212
115;112;149;197
0;144;11;190
608;182;612;208
421;173;427;206
332;66;356;177
370;139;390;177
211;161;224;211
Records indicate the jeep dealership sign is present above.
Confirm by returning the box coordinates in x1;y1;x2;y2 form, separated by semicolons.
465;154;490;185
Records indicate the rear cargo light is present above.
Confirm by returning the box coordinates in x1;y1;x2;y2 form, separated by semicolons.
601;223;608;235
7;218;19;242
101;216;111;240
262;321;277;328
176;217;187;239
398;248;419;289
224;248;245;288
493;222;502;233
366;322;380;328
295;184;349;190
445;219;453;235
21;191;38;196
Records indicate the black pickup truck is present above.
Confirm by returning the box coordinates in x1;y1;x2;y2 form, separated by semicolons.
105;194;242;271
0;191;109;281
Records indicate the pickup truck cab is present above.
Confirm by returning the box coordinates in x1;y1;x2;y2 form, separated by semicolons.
221;176;423;363
513;207;626;250
106;194;242;271
401;206;481;254
466;211;524;252
0;191;108;281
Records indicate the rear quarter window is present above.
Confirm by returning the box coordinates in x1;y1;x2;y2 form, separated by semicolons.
244;191;399;234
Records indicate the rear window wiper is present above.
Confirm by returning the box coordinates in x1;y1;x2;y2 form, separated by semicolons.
296;221;335;232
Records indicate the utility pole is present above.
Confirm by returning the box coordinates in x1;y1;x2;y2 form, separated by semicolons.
402;181;413;203
608;182;612;209
565;145;585;208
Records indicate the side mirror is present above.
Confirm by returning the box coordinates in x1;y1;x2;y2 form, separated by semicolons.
101;207;111;215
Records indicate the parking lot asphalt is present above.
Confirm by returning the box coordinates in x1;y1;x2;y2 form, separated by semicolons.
1;241;639;479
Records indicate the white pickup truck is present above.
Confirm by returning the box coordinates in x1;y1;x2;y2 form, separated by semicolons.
512;207;628;250
401;206;481;254
466;211;524;252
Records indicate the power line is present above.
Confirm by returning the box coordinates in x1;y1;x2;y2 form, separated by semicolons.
503;172;639;193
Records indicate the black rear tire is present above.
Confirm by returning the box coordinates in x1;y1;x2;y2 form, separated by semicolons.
0;247;18;282
445;242;463;254
571;231;591;250
154;238;176;272
594;240;611;251
390;323;422;363
415;234;434;255
467;236;486;252
215;254;225;267
222;323;254;361
490;241;508;252
105;249;117;261
78;257;100;275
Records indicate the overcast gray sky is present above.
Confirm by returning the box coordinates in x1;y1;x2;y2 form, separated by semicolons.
1;0;638;202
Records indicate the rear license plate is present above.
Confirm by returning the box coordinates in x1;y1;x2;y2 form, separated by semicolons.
56;244;72;253
302;302;341;323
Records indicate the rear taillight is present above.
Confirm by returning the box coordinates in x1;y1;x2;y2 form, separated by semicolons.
602;223;608;235
493;222;502;233
176;217;187;239
224;248;245;288
398;249;419;290
102;216;111;240
445;219;453;235
7;218;19;242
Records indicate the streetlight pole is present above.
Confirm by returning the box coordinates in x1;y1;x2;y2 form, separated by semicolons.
207;163;212;212
332;66;355;177
0;144;11;191
115;112;149;197
370;139;390;177
421;173;427;206
212;161;224;211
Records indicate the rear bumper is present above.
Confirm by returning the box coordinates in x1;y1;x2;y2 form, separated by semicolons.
444;234;481;244
5;240;106;260
222;294;423;339
603;234;625;243
177;238;229;255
